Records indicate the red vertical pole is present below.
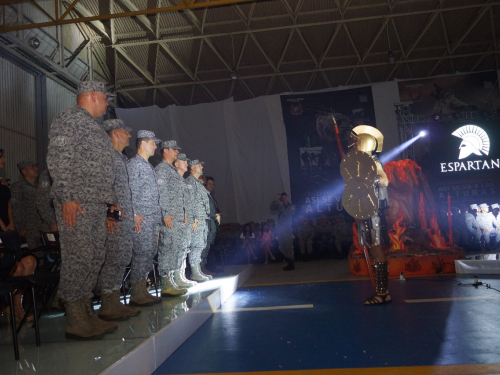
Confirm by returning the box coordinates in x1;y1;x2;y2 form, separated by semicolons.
447;194;453;246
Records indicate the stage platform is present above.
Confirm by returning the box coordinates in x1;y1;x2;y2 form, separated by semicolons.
0;264;253;375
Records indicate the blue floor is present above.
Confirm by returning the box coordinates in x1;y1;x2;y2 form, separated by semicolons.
154;275;500;374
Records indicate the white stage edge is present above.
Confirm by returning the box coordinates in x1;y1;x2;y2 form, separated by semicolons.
101;265;254;375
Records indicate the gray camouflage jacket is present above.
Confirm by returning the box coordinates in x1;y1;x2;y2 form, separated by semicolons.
36;169;57;227
10;178;45;235
47;106;115;205
185;175;210;221
127;154;161;218
111;150;133;224
270;200;296;231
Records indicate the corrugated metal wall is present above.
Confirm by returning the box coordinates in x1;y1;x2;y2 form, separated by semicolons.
46;78;76;130
0;56;37;184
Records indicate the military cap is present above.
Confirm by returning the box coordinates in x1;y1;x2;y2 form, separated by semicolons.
188;159;205;167
161;140;182;150
77;80;116;96
176;153;190;161
137;130;161;143
491;203;499;209
479;203;489;209
17;160;39;171
470;204;479;210
102;119;132;133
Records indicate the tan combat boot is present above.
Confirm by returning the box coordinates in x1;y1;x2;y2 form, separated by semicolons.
130;280;154;307
83;299;118;334
113;290;141;317
161;272;188;297
97;293;130;321
173;261;197;288
190;263;211;282
201;264;215;277
64;300;106;340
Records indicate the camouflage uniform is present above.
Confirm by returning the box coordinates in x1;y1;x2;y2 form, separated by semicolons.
47;106;115;303
270;200;296;260
202;192;218;266
127;154;161;284
186;175;210;266
98;149;134;294
156;160;193;275
476;211;497;245
465;212;481;243
36;169;57;229
10;177;47;249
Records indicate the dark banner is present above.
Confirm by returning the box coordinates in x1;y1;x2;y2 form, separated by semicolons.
280;87;376;216
398;70;500;117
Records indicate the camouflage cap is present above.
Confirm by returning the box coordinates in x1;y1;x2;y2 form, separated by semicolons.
17;160;39;171
188;159;205;167
102;119;132;133
137;130;161;143
161;140;182;150
479;203;489;209
470;204;479;210
176;153;190;161
491;203;499;209
77;80;116;96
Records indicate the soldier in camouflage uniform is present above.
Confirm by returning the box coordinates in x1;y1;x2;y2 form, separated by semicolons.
127;130;162;306
157;150;195;295
270;193;296;270
186;159;213;281
47;80;118;340
11;161;48;249
96;119;141;321
36;169;58;232
491;203;500;248
465;204;481;247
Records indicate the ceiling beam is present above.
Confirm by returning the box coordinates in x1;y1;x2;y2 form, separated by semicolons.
0;0;260;32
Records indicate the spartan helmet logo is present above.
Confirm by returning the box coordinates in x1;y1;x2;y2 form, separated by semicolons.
451;125;490;160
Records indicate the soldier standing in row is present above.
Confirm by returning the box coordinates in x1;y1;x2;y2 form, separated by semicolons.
11;161;47;249
36;169;58;233
465;204;481;246
186;159;212;281
270;193;296;271
47;80;118;339
127;130;163;306
476;203;497;249
156;143;192;296
97;119;141;321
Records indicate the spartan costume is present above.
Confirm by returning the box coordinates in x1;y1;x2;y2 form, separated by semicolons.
341;125;391;305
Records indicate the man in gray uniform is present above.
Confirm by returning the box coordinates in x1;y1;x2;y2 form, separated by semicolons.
47;80;118;340
465;204;481;246
186;159;212;281
11;161;47;249
156;150;193;296
97;119;141;320
127;130;162;306
270;192;296;271
36;169;58;233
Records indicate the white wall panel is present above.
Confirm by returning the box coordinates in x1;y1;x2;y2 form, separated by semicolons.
0;57;37;184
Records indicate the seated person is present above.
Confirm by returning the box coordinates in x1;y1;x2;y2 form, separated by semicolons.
257;223;275;264
296;217;314;261
239;223;257;263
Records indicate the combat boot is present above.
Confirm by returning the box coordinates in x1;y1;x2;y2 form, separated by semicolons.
201;263;216;277
98;293;130;321
161;272;188;297
130;281;154;307
190;263;211;281
113;290;141;317
174;260;197;287
64;300;106;340
84;299;118;333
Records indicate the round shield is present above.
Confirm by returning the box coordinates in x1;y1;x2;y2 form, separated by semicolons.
340;150;379;220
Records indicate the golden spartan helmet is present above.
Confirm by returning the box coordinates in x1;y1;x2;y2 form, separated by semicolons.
350;125;384;153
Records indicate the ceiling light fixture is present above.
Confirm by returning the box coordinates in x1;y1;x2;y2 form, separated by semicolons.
29;37;41;49
230;34;239;80
386;24;395;64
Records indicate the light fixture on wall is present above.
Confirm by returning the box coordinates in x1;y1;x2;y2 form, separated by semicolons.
386;24;395;64
29;37;41;49
230;34;239;80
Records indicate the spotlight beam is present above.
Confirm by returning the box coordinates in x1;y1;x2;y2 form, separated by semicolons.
379;132;425;164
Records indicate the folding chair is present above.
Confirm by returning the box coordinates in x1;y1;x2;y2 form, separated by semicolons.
0;282;19;360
